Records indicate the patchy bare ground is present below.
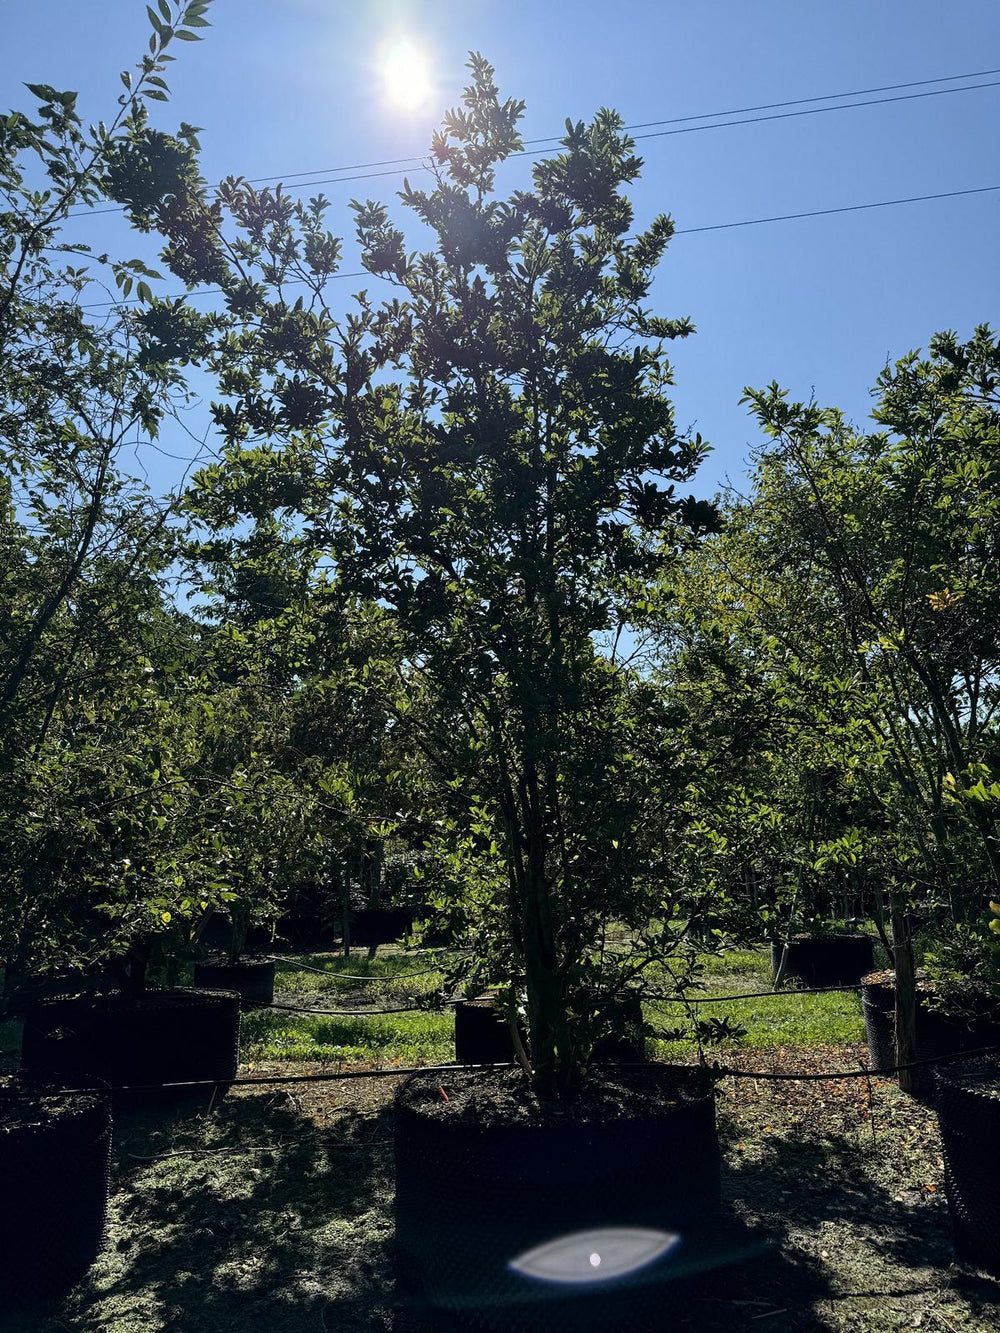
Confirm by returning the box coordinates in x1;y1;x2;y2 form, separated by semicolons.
2;1046;999;1332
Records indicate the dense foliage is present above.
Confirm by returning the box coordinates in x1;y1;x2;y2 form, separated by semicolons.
2;8;998;1098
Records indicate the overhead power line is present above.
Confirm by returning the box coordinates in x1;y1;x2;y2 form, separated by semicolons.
77;182;1000;310
67;67;1000;219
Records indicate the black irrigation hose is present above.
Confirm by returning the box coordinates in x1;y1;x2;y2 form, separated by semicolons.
32;1060;513;1098
714;1040;1000;1081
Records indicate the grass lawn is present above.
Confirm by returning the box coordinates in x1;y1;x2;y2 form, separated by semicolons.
241;949;454;1066
648;946;868;1059
3;943;1000;1332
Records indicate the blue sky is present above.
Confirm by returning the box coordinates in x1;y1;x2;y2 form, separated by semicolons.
4;0;999;498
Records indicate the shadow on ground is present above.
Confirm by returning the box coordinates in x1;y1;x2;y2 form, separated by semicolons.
3;1073;1000;1333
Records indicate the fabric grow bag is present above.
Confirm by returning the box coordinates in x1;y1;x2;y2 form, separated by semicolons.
20;987;241;1101
0;1073;112;1304
394;1063;721;1331
193;956;275;1008
935;1057;1000;1276
862;974;1000;1097
454;995;523;1066
770;934;874;989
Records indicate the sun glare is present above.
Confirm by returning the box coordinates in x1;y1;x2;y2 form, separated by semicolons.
379;37;433;113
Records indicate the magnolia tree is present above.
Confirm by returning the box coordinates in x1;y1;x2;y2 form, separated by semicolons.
117;56;720;1096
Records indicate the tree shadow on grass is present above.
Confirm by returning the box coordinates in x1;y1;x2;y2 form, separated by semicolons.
49;1085;400;1333
715;1118;1000;1331
8;1081;1000;1333
1;1081;834;1333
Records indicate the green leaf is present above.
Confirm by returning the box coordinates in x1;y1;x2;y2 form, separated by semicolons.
174;29;200;40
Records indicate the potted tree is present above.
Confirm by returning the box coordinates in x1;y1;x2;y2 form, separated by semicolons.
191;745;317;1009
671;325;1000;1092
135;56;726;1325
18;684;243;1099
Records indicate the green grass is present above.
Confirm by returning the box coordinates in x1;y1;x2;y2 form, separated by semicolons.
240;1006;454;1065
648;944;866;1059
247;942;866;1067
270;948;449;1005
241;945;457;1064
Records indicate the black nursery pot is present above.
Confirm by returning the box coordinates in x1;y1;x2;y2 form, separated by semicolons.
0;1073;112;1305
454;994;524;1065
19;987;241;1102
862;973;1000;1097
350;907;413;948
590;994;646;1064
394;1064;721;1331
771;934;874;989
193;956;276;1009
935;1057;1000;1276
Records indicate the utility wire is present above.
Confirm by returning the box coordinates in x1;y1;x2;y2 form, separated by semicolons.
66;68;1000;219
77;183;1000;310
527;65;1000;138
625;79;1000;146
191;66;1000;184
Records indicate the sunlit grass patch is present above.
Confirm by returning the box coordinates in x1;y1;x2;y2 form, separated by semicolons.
649;986;865;1060
270;948;451;1005
241;1006;454;1066
695;947;772;979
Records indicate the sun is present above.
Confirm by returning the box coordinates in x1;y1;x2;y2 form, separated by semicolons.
379;37;433;114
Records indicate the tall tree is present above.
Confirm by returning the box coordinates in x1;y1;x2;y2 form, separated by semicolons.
133;55;719;1096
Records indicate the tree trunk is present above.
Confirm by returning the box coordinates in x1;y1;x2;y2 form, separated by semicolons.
519;759;572;1100
890;893;918;1093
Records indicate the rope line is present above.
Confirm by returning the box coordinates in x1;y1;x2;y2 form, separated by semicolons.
265;999;452;1016
653;982;865;1004
16;1039;1000;1099
265;955;446;982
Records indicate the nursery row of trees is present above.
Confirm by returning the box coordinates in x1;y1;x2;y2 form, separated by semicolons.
3;4;999;1092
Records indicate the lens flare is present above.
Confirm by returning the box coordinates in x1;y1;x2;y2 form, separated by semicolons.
510;1227;681;1285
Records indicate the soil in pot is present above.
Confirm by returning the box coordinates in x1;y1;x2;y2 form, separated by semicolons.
771;934;874;989
19;987;241;1102
193;956;275;1008
1;963;114;1017
394;1063;721;1331
935;1056;1000;1276
0;1073;112;1305
862;971;1000;1097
